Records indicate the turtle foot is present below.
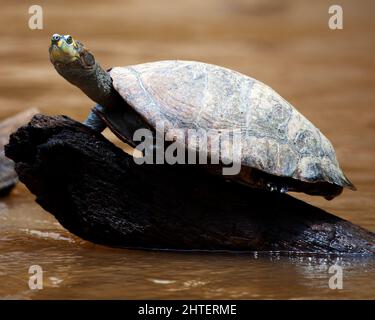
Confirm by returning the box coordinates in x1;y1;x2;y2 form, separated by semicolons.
83;104;107;133
266;182;288;194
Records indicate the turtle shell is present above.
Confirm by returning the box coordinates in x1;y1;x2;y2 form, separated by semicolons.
108;60;355;198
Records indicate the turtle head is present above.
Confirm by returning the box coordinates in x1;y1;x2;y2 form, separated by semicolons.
49;34;120;108
49;34;96;71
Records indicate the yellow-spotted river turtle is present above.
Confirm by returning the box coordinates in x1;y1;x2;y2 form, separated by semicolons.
49;34;355;200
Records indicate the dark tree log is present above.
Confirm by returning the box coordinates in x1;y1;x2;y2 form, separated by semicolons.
5;115;375;254
0;108;39;196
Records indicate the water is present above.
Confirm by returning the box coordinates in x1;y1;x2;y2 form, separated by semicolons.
0;0;374;299
1;191;374;299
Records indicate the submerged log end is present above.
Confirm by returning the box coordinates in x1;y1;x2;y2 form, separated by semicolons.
0;108;40;197
0;152;18;196
5;115;375;254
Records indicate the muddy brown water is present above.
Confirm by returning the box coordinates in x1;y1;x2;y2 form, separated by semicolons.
0;0;374;299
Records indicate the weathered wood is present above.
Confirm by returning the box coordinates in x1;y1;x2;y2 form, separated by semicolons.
5;115;375;254
0;108;39;196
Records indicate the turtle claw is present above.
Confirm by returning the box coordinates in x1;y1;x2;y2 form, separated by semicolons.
280;187;288;193
267;183;277;192
266;182;288;194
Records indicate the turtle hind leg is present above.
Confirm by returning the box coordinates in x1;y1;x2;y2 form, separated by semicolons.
256;168;345;199
234;167;290;194
322;185;343;200
231;166;343;199
266;178;344;200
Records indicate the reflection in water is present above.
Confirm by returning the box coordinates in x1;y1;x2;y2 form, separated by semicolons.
0;193;374;299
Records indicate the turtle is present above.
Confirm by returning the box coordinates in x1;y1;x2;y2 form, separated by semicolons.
48;33;356;200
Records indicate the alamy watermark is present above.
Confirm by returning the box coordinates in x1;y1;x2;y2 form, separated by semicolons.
328;5;343;30
132;121;243;176
28;265;43;290
328;264;343;290
28;5;43;30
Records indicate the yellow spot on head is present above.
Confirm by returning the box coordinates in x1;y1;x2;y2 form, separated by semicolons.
57;39;62;48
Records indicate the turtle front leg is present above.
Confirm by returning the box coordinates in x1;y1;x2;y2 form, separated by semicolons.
83;104;107;132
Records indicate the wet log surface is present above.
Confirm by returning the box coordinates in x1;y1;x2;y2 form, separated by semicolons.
0;108;39;196
5;115;375;254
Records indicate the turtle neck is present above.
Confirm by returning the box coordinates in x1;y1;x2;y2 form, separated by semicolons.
54;62;122;108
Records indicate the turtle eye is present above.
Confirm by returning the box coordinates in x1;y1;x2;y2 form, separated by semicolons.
65;35;73;44
51;34;61;43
